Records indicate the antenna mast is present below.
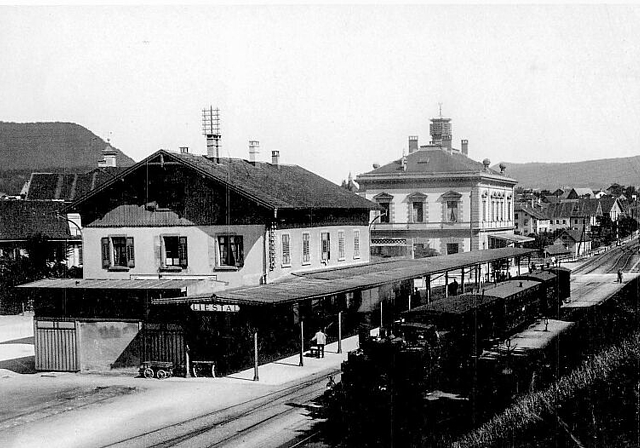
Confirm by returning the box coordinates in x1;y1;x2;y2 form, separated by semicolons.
202;106;221;161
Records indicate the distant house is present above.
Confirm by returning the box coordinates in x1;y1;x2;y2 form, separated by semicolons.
560;188;594;200
545;199;601;233
514;203;550;235
554;229;591;257
599;197;625;222
0;201;81;266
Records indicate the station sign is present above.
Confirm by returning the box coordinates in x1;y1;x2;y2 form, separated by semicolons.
190;303;240;313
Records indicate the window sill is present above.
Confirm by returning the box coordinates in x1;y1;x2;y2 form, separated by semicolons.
107;266;130;272
160;266;184;272
301;262;311;266
281;264;292;269
338;258;346;262
214;266;241;272
353;256;361;260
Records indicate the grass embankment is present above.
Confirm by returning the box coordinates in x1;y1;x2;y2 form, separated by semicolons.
453;331;640;448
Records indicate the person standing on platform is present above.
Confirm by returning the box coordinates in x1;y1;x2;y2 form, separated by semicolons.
617;269;623;283
311;328;326;358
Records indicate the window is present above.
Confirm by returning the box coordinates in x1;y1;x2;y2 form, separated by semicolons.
302;233;310;264
515;213;519;220
524;219;529;226
101;236;135;269
162;236;188;268
353;230;360;259
281;234;291;266
321;232;331;261
447;200;458;222
446;243;459;255
218;235;244;267
338;231;345;261
412;201;424;223
563;219;567;224
483;200;487;221
379;203;390;223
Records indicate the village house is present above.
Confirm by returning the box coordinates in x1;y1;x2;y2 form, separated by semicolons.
514;203;550;235
554;229;592;257
356;115;528;258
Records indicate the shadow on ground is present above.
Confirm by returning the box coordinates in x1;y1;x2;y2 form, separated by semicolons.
0;356;36;374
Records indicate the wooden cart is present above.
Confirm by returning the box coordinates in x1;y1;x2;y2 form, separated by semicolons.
140;361;174;379
191;360;216;378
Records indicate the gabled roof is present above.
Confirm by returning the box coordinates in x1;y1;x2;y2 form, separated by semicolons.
0;201;77;241
356;147;517;184
70;150;377;211
556;229;592;243
25;167;127;202
544;199;601;219
516;204;548;220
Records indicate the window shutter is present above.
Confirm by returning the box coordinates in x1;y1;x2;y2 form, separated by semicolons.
154;236;162;268
101;237;110;269
126;237;135;268
179;236;188;267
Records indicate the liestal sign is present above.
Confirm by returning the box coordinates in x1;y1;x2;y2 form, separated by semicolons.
190;303;240;313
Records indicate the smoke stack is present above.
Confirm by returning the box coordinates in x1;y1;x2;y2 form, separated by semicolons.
180;146;189;154
461;139;468;156
271;150;280;166
408;136;419;154
249;141;260;163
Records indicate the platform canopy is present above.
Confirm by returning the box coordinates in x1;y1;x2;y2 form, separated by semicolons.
18;278;203;291
489;232;535;243
153;247;536;307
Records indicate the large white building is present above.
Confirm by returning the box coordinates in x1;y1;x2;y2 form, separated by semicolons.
357;115;527;258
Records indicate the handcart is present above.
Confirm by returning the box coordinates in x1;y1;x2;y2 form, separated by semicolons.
140;361;174;379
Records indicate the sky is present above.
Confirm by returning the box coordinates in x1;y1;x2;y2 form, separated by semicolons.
2;4;640;184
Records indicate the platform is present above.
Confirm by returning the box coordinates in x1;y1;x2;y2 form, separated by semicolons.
563;272;639;309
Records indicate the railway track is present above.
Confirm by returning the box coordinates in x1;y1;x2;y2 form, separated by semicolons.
102;371;337;448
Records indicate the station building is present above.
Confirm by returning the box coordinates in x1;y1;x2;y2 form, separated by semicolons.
356;115;530;259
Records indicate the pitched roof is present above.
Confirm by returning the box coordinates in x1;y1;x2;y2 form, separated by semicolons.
556;229;592;243
72;150;377;211
515;204;548;220
356;147;516;183
25;167;127;202
0;201;76;241
544;199;601;219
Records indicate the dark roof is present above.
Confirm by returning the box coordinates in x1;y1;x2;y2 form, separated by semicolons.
405;280;540;316
356;148;517;183
556;229;592;243
0;201;76;241
153;247;536;306
25;168;127;202
544;199;601;219
71;150;377;211
544;244;571;256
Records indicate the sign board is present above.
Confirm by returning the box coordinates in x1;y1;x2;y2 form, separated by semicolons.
190;303;240;313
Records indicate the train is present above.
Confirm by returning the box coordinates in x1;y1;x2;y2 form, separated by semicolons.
327;266;573;446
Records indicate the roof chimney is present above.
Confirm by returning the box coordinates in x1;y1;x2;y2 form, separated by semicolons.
271;150;280;166
179;146;189;154
249;140;260;163
98;142;117;168
461;139;468;156
408;136;419;154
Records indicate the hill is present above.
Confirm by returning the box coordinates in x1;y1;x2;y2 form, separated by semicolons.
0;122;135;195
495;155;640;190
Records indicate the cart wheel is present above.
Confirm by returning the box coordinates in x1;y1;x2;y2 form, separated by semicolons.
156;369;168;379
210;364;215;378
143;368;154;379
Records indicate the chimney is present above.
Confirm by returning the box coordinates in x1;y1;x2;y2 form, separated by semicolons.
461;139;468;156
271;150;280;166
408;136;419;153
98;142;117;168
206;136;218;160
180;146;189;154
249;140;260;163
